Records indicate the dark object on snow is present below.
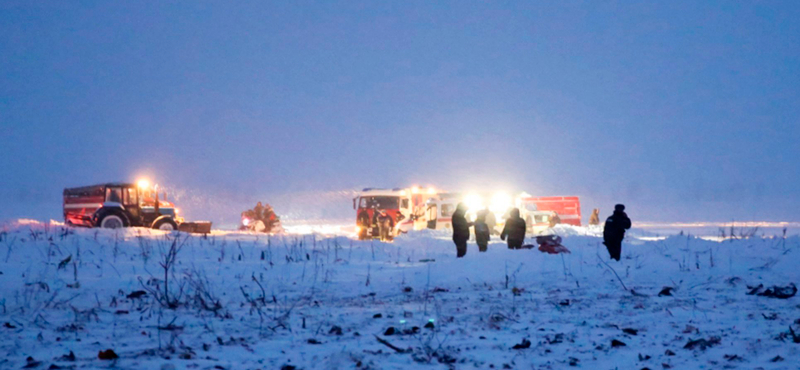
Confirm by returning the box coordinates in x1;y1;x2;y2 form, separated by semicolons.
59;351;76;361
281;365;297;370
536;235;571;254
603;205;631;261
424;321;435;329
451;203;472;257
611;339;626;347
724;354;744;362
559;299;570;306
329;326;343;336
126;290;147;299
403;286;413;293
383;327;396;336
57;255;71;270
638;353;651;361
789;326;800;343
500;209;526;250
569;357;579;366
683;336;721;350
23;357;41;369
372;313;382;319
658;287;674;297
512;338;532;349
307;338;322;344
3;322;16;329
747;283;797;299
622;328;638;336
771;355;784;362
665;349;675;356
97;349;118;360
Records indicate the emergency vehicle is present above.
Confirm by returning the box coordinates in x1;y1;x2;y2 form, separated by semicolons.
353;187;436;240
423;193;461;230
63;180;211;233
517;196;582;233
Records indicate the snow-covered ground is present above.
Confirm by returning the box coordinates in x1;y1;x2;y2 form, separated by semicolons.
1;221;798;369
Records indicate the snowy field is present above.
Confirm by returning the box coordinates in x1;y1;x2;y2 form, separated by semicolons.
0;221;799;370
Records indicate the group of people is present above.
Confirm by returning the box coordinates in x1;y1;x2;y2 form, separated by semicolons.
450;203;632;261
451;204;529;258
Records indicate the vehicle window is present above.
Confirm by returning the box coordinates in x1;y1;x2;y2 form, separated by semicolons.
401;199;409;209
106;188;122;203
360;198;367;208
525;203;538;211
366;196;399;210
441;204;454;217
126;188;138;205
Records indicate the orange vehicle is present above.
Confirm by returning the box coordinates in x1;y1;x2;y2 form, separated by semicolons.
63;180;211;233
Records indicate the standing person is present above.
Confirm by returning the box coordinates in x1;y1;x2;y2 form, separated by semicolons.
451;203;472;258
588;208;601;226
548;212;561;228
500;208;526;249
376;209;395;242
474;209;491;252
603;204;632;261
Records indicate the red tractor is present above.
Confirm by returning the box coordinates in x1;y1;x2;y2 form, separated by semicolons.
63;181;211;232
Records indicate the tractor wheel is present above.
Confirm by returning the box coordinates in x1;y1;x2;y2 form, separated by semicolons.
99;213;127;229
153;218;178;231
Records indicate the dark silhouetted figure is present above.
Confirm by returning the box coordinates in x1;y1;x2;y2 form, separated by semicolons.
451;203;472;257
588;208;600;226
377;209;395;242
500;208;526;249
603;204;631;261
474;209;491;252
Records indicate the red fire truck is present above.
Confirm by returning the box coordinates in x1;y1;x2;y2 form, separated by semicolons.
353;187;436;240
518;196;582;232
63;181;211;233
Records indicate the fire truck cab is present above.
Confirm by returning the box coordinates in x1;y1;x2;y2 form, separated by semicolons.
63;182;211;232
353;187;435;240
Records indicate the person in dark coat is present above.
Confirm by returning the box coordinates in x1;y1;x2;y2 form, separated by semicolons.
474;209;491;252
603;204;631;261
451;202;472;258
500;208;526;249
588;208;600;226
376;209;395;242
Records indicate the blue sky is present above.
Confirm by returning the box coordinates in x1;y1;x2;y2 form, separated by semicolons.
1;1;799;224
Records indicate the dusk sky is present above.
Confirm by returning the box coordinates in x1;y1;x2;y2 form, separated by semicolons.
2;1;799;225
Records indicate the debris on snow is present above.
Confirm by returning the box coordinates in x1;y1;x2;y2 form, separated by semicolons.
511;338;531;349
657;287;674;296
683;336;721;350
97;349;119;360
611;339;627;348
747;283;797;299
